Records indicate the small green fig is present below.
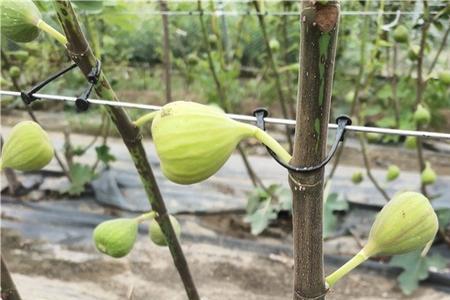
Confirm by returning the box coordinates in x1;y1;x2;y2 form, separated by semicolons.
186;53;199;65
351;171;363;184
326;191;438;288
8;66;20;78
393;25;409;43
150;101;291;184
269;39;280;51
404;136;417;150
93;218;139;258
0;0;42;43
386;164;400;181
413;104;431;126
407;45;420;61
149;215;181;247
438;70;450;85
421;162;437;185
344;91;354;104
208;34;218;44
0;121;53;171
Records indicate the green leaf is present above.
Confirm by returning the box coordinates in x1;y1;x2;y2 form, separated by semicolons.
324;193;349;238
73;0;103;13
389;251;447;295
66;163;96;196
436;208;450;231
244;207;277;235
95;145;116;166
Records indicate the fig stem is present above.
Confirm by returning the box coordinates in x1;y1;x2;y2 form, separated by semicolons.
135;211;157;223
254;128;292;163
325;249;369;288
36;19;68;46
134;111;159;128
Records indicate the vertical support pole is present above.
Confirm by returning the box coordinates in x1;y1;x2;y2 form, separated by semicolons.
159;0;172;103
290;1;340;299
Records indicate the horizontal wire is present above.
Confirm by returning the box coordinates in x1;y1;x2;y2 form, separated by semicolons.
1;90;450;140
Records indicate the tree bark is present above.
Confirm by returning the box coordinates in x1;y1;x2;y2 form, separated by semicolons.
53;2;199;299
290;2;340;299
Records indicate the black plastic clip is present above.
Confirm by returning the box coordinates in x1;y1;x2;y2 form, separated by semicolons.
253;108;352;173
21;63;77;105
75;60;101;112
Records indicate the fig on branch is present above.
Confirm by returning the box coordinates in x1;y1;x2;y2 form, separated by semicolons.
145;101;291;184
0;0;41;42
93;218;139;258
413;104;431;126
351;171;363;184
393;25;409;43
404;136;417;150
8;66;20;78
407;45;420;61
438;70;450;85
0;121;53;171
149;215;181;247
386;164;400;181
421;162;437;185
326;191;438;287
269;39;280;52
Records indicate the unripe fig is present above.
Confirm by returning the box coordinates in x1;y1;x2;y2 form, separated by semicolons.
404;136;417;150
438;70;450;85
0;121;53;171
393;25;409;43
326;192;438;288
149;215;181;247
351;171;363;184
8;66;20;78
93;218;138;258
186;53;199;65
150;101;291;184
0;0;41;43
344;91;354;104
208;34;218;44
386;164;400;181
421;162;437;185
413;104;431;126
407;45;420;61
269;39;280;51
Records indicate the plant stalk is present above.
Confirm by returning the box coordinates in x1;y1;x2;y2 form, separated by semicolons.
36;19;68;46
53;2;199;299
325;249;369;288
290;2;340;299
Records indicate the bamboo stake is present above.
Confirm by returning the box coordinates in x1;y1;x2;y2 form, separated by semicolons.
52;2;199;299
290;1;340;299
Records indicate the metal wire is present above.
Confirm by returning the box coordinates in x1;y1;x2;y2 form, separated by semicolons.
1;90;449;140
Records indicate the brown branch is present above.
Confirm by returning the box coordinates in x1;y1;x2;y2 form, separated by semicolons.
53;2;199;299
428;25;450;74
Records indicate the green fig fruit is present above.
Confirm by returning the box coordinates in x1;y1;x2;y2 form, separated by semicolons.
0;121;53;171
93;218;139;258
8;66;20;78
0;0;41;43
150;101;291;184
438;70;450;85
208;34;218;44
351;171;363;184
421;162;437;185
269;39;280;52
393;25;409;43
344;91;354;104
9;50;29;62
413;104;431;126
386;164;400;181
149;215;181;247
404;136;417;150
407;45;420;61
326;191;438;288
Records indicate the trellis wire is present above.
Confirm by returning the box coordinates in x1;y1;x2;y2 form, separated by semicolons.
1;90;449;140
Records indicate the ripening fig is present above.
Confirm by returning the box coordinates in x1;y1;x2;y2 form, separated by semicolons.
404;136;417;150
351;171;363;184
149;215;181;247
326;191;438;288
147;101;291;184
413;104;431;126
393;25;409;43
269;39;280;52
8;66;20;78
0;121;53;171
438;70;450;85
407;45;420;61
386;164;400;181
421;162;437;185
93;218;139;258
0;0;41;42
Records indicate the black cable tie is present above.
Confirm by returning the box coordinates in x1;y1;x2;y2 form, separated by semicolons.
21;63;77;105
252;109;352;173
75;60;101;112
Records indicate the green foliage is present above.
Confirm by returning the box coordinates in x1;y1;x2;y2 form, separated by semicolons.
323;182;349;238
95;144;116;166
65;163;96;196
389;250;447;295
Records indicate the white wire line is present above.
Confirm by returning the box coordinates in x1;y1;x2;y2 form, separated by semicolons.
1;90;450;140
